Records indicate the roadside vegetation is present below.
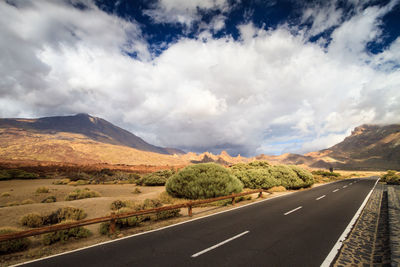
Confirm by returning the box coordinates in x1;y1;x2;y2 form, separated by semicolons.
381;170;400;185
0;169;39;180
42;225;91;245
17;207;91;247
0;228;30;254
20;207;87;228
65;188;101;201
35;187;49;194
58;169;142;185
136;170;175;186
100;198;180;235
166;163;243;199
311;169;342;183
231;161;314;190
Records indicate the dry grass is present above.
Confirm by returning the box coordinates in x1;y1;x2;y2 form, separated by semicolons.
267;186;287;193
1;192;11;197
0;179;164;228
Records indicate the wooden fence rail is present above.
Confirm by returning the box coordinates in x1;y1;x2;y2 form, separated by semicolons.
0;189;268;242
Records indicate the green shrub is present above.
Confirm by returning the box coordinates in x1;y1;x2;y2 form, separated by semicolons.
99;206;180;235
67;171;92;182
288;165;314;188
269;165;304;189
99;222;110;235
155;209;180;220
141;199;162;209
311;170;341;177
41;195;57;203
20;207;86;228
110;200;127;210
75;180;89;186
113;172;141;182
248;161;271;168
42;225;91;245
0;228;30;254
65;188;101;201
231;162;314;190
166;163;243;199
54;207;87;221
0;169;39;180
116;215;143;228
1;192;11;197
53;178;70;185
381;170;400;185
232;168;280;189
132;188;141;194
20;213;44;228
36;187;49;193
0;170;11;180
137;170;174;186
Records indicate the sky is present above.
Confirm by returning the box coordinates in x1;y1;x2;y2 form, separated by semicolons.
1;0;400;157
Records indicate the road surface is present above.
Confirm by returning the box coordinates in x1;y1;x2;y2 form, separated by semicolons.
22;177;378;267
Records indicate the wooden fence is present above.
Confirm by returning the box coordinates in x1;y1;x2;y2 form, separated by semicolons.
0;189;268;242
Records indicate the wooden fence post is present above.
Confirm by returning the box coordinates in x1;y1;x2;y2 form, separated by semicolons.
109;212;116;234
258;191;263;198
188;205;193;217
231;197;235;205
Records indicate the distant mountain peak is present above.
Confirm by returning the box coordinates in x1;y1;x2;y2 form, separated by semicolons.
0;114;184;155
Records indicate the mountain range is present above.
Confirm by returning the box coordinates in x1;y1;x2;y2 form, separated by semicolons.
0;114;399;170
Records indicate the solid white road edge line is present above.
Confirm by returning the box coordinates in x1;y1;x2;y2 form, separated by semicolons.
12;179;345;267
320;177;380;267
191;231;250;258
284;206;302;215
316;195;326;200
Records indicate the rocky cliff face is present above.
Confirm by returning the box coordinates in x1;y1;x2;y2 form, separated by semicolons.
260;124;400;170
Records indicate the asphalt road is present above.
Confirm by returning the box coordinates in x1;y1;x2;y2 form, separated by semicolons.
22;177;378;267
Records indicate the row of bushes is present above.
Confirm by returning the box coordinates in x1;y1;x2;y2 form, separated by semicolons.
64;169;141;183
165;162;314;199
101;198;180;235
311;170;341;178
0;169;39;180
136;170;175;186
0;196;56;207
0;207;91;253
20;207;87;228
0;225;91;254
381;170;400;185
231;163;314;190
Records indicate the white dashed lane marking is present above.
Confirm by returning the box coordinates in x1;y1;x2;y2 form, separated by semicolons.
191;231;250;258
284;206;302;215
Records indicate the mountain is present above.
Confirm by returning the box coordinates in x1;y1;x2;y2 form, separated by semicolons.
0;113;184;155
0;114;398;170
311;124;400;170
258;124;400;170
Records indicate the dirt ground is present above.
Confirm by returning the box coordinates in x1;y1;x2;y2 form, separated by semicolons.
0;178;165;229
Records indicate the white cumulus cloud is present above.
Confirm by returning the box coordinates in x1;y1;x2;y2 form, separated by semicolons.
1;0;400;156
